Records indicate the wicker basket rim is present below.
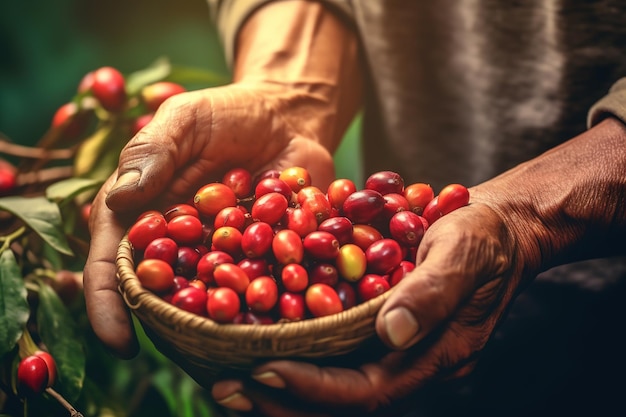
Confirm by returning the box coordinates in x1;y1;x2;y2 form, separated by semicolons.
116;235;394;340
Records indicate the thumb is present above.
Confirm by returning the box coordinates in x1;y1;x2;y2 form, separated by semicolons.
105;113;181;212
375;246;476;350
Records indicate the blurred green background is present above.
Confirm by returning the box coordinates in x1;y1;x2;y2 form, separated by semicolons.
0;1;362;416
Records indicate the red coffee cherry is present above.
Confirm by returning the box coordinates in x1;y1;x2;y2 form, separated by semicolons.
0;159;17;196
305;283;343;318
136;258;175;293
141;81;186;112
17;355;49;395
91;66;127;112
365;170;405;195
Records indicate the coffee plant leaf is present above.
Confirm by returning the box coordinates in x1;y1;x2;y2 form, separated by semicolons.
166;65;229;88
37;282;86;402
46;177;103;205
0;250;29;357
125;56;172;96
0;196;73;256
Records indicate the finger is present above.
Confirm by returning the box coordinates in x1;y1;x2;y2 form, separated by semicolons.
375;209;506;350
249;360;381;412
83;175;139;358
105;95;201;212
375;223;481;350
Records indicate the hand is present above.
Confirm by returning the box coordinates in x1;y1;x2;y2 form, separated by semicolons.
210;189;527;416
83;83;338;358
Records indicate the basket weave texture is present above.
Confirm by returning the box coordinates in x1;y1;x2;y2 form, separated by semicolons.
116;235;393;380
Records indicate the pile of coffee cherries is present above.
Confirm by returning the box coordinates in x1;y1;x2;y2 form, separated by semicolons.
128;167;469;324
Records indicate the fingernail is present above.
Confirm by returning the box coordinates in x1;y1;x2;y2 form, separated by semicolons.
111;171;140;192
384;307;419;348
252;371;286;389
217;392;253;412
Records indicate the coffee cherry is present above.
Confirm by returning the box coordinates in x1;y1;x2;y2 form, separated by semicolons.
211;226;243;257
164;203;199;222
17;355;49;396
132;113;154;135
305;283;343;318
336;281;357;310
357;274;390;302
317;216;353;245
0;159;17;196
336;243;367;282
327;178;357;211
299;192;332;224
213;206;247;231
128;214;167;251
342;189;386;224
171;286;208;316
388;260;416;287
174;246;201;278
222;167;253;199
303;231;340;260
136;258;175;293
404;183;434;215
207;287;240;323
389;211;426;247
91;66;126;112
280;263;309;292
365;170;404;195
141;81;186;112
278;292;306;321
309;263;339;287
241;221;274;259
283;206;318;238
51;102;89;139
251;192;288;225
254;177;293;201
143;237;178;264
279;166;311;193
272;229;304;265
194;183;237;218
213;263;250;294
351;224;383;252
196;251;234;284
245;276;278;313
365;239;404;275
167;214;203;245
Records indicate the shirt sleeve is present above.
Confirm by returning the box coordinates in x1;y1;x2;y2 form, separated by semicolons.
207;0;354;67
587;78;626;127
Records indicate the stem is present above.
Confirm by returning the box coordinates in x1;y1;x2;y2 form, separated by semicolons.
17;166;74;187
0;225;27;253
0;140;75;160
45;387;84;417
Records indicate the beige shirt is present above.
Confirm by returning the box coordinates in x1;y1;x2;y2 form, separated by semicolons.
208;0;626;191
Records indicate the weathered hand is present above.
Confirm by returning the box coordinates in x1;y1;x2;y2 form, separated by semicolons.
83;83;337;358
210;188;527;416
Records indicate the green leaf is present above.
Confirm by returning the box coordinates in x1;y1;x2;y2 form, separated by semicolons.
0;196;73;256
46;177;103;205
37;282;85;402
126;56;173;96
166;65;229;87
0;250;29;358
73;122;128;183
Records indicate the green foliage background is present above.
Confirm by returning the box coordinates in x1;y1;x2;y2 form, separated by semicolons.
0;1;362;416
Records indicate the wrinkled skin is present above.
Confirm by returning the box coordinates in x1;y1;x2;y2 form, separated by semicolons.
84;84;337;358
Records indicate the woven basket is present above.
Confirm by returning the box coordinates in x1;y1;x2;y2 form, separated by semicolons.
116;235;394;382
